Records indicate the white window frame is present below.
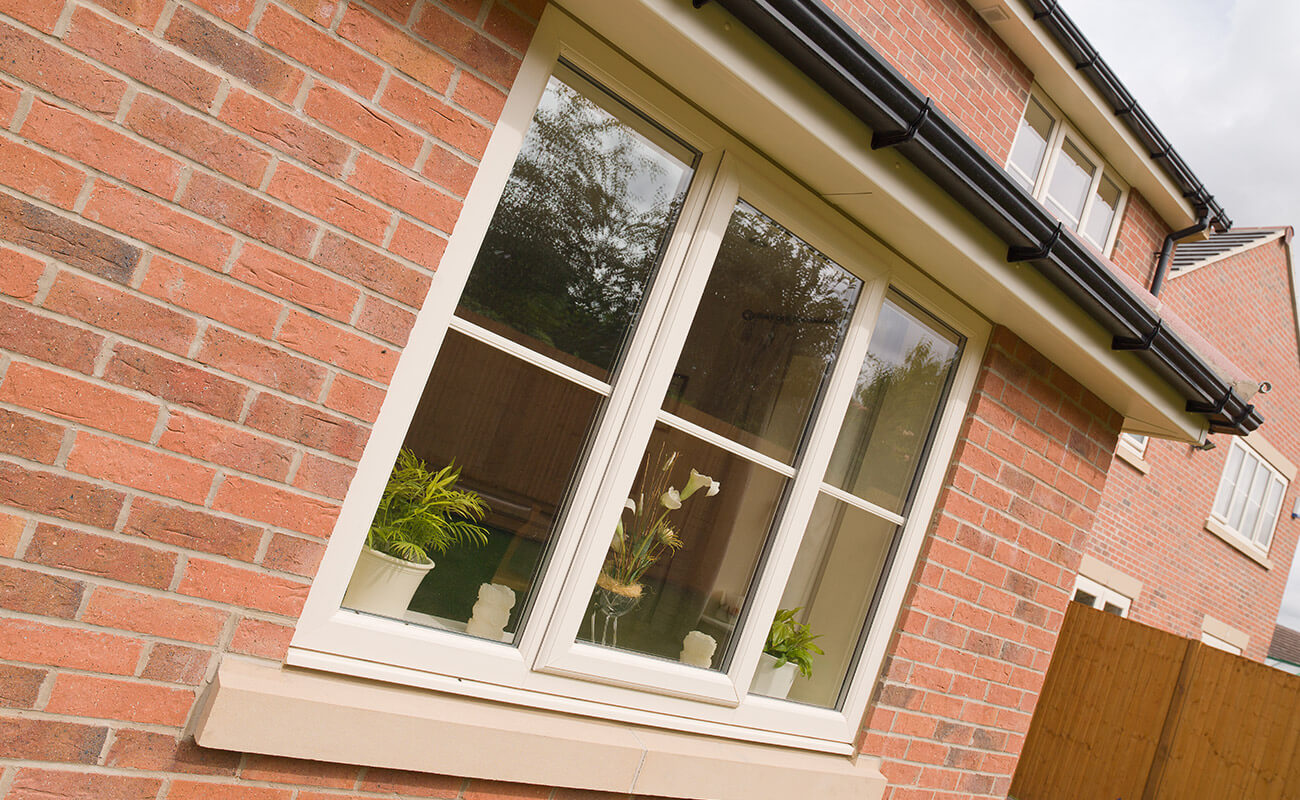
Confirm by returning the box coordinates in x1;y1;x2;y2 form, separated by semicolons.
1071;574;1131;617
1115;431;1150;473
289;8;988;753
1006;91;1129;255
1206;438;1288;559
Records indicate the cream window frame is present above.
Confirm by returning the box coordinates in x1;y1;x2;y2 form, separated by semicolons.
1206;438;1288;560
288;7;988;753
1071;574;1132;617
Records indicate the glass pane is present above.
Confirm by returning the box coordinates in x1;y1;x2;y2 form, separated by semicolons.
1045;139;1095;227
1082;174;1121;248
760;495;898;707
458;67;696;382
342;330;602;642
1008;97;1054;190
1238;464;1266;540
578;423;788;670
661;200;862;464
1259;478;1284;547
1227;456;1260;529
1102;602;1123;616
825;294;961;514
1213;444;1244;517
1073;589;1098;607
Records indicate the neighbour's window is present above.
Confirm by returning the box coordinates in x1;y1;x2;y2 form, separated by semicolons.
1071;574;1130;617
1201;631;1243;655
1006;93;1127;253
1210;439;1286;553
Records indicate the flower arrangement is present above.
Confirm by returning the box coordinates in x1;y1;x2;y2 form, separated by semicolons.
600;449;720;598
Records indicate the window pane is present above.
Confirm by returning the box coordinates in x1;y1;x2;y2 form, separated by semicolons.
579;423;788;669
825;294;961;514
1082;174;1121;248
342;330;603;642
1213;444;1244;517
1044;139;1095;228
458;67;696;382
1073;589;1098;607
1008;98;1054;191
662;200;862;464
1102;602;1123;616
1227;457;1261;529
764;496;897;708
1258;477;1284;547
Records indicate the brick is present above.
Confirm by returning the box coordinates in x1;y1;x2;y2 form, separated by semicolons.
267;161;390;243
453;70;508;121
463;779;553;800
0;563;85;618
141;256;281;338
219;89;352;177
29;523;178;589
0;21;127;114
197;327;327;399
0;247;45;301
0;192;141;283
325;373;385;421
380;75;491;158
103;344;249;421
229;243;360;322
125;93;271;188
178;557;310;616
0;0;62;31
304;82;423;167
0;717;108;763
0;136;86;209
0;300;104;374
412;5;521;87
9;769;161;800
0;461;126;527
82;182;235;269
159;412;294;482
0;78;17;127
229;615;294;659
277;310;398;382
188;0;258;27
421;145;477;197
0;617;143;674
262;531;326;576
43;271;198;356
359;768;463;798
350;151;460;232
388;217;448;270
339;4;454;91
67;433;214;504
83;585;228;645
124;497;264;561
315;231;430;307
105;729;240;776
168;781;291;800
46;673;194;725
369;0;418;24
22;98;182;198
179;171;319;258
0;511;21;557
212;474;340;539
240;753;360;788
165;6;305;104
142;643;212;684
86;0;169;26
65;7;222;110
256;4;384;97
0;663;45;708
484;2;534;53
245;392;369;459
280;0;337;24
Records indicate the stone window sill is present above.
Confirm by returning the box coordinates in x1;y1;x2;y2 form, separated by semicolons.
1204;516;1273;570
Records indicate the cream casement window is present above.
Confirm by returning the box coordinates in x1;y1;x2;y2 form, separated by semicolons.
291;11;985;751
1071;574;1131;617
1006;94;1127;254
1208;439;1287;555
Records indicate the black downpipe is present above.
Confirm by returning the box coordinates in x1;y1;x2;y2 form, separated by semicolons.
1150;212;1212;296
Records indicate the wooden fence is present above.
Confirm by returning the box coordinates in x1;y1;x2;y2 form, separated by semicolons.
1010;603;1300;800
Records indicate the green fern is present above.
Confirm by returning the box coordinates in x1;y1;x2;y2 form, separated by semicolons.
764;607;824;679
366;449;491;564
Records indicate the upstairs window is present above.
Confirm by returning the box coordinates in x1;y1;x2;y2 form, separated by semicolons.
1007;94;1127;254
1210;439;1287;553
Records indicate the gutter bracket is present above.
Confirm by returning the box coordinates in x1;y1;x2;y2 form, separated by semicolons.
1007;222;1063;262
1187;389;1233;416
1208;404;1256;435
1112;320;1163;352
1115;100;1137;117
1032;1;1059;21
871;98;933;149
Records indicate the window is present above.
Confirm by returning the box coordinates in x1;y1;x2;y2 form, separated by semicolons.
1071;574;1131;617
1201;631;1242;655
292;17;985;750
1115;432;1150;473
1209;439;1287;553
1006;94;1127;253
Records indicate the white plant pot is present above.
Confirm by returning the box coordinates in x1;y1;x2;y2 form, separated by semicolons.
750;652;799;699
342;546;435;618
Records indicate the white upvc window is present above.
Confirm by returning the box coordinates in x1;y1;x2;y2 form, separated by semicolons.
1071;574;1131;617
290;11;986;751
1006;93;1127;254
1209;439;1287;554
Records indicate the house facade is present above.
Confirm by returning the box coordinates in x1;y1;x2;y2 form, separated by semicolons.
0;2;1267;800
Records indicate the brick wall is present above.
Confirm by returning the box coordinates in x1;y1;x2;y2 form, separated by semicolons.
1088;237;1300;660
861;327;1121;800
1108;189;1169;289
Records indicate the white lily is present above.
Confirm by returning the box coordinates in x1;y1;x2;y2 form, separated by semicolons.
611;519;625;553
624;497;637;515
660;487;682;509
707;479;720;497
680;469;716;500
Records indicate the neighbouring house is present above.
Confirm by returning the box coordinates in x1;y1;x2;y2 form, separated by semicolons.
1080;227;1300;659
0;2;1278;800
1267;624;1300;674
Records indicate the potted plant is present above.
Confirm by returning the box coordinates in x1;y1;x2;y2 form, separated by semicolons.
751;608;823;699
343;449;491;618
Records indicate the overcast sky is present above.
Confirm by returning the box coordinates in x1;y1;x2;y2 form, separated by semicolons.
1062;1;1300;630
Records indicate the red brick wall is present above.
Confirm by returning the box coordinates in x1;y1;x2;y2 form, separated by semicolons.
1108;189;1169;289
862;328;1121;800
1089;237;1300;660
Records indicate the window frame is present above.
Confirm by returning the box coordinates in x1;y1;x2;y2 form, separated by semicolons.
1071;574;1132;617
1206;438;1288;557
290;7;989;752
1006;91;1129;255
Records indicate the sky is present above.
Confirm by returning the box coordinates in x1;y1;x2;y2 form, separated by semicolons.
1062;1;1300;629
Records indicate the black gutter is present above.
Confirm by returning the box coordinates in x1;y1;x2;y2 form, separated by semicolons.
1150;211;1212;297
1025;1;1232;232
705;0;1260;436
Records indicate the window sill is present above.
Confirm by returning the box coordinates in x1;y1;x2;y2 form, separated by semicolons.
1203;517;1273;569
1114;442;1150;474
194;657;887;800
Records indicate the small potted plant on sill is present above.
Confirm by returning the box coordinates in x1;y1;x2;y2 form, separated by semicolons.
751;607;823;699
343;448;491;618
